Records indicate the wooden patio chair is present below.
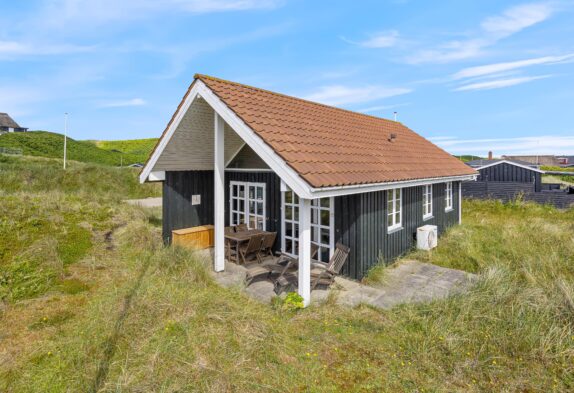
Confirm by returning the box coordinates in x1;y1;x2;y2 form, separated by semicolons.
224;226;236;262
245;243;323;286
235;223;248;232
233;233;264;264
260;232;277;258
272;243;350;294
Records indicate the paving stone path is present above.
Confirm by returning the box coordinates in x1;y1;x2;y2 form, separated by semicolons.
204;251;477;309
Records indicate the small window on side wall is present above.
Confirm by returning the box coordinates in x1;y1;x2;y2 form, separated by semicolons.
445;182;453;211
387;188;402;232
423;184;433;219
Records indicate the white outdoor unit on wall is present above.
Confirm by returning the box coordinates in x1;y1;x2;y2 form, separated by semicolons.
417;225;438;250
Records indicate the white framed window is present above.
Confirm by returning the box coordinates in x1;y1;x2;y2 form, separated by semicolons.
281;188;299;256
281;187;334;262
423;184;433;219
311;198;335;263
229;181;266;230
445;182;453;211
387;188;402;231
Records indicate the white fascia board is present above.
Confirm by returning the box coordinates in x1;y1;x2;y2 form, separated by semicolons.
475;160;544;173
196;82;314;199
139;83;202;184
307;174;478;199
148;171;165;181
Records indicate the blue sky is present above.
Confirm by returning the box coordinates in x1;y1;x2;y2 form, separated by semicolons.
1;0;573;155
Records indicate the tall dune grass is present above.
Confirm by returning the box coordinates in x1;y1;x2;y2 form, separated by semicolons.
1;158;573;391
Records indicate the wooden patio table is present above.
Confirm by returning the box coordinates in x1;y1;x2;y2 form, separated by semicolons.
224;229;270;264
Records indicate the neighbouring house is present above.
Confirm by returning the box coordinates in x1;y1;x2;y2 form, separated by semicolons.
140;74;477;305
462;159;574;208
501;154;563;167
0;113;28;134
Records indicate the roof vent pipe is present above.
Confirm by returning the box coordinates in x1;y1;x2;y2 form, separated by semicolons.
389;133;397;142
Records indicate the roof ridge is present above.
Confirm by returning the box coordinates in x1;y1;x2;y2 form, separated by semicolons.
194;73;403;126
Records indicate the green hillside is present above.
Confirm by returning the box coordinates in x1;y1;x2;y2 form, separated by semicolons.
454;155;483;162
0;131;144;166
92;138;157;163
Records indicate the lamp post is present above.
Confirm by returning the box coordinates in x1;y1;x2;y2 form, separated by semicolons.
63;112;68;170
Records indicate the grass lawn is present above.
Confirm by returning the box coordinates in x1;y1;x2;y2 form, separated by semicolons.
1;155;573;392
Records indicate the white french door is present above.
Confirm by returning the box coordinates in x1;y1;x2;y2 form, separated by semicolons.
281;186;334;263
229;181;266;230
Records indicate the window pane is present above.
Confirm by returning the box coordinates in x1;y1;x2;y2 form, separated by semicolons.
321;228;329;245
249;201;255;214
285;205;292;220
320;209;329;227
294;223;299;238
257;202;263;215
387;198;393;213
293;193;299;204
320;198;329;208
232;198;238;210
285;239;292;254
285;191;292;204
294;206;299;221
387;213;393;228
395;212;400;225
257;187;263;200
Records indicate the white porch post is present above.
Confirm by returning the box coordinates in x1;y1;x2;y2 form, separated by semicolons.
298;198;312;307
458;181;462;225
214;113;225;272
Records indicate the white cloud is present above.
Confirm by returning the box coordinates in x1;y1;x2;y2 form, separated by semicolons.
452;54;574;79
344;30;400;48
431;135;574;155
37;0;284;29
453;75;551;91
303;85;412;106
175;0;283;13
99;98;147;108
0;40;94;57
358;102;410;113
481;2;553;37
406;2;554;64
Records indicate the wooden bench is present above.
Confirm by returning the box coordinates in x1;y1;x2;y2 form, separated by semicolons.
172;225;214;250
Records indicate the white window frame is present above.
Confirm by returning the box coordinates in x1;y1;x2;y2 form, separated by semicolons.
229;181;266;230
423;184;433;220
281;187;334;262
445;181;453;212
281;188;299;257
310;197;335;263
387;188;402;232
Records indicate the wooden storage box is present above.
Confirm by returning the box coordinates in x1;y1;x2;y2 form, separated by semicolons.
172;225;214;250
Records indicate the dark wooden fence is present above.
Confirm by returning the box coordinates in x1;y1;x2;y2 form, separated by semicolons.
462;181;574;209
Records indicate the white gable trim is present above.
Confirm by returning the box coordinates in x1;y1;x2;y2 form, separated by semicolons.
475;160;544;174
139;82;201;184
140;81;313;198
195;82;313;198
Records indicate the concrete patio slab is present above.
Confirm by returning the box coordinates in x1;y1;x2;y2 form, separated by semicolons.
202;250;477;309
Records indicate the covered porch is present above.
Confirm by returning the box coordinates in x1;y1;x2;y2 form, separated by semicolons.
141;82;333;307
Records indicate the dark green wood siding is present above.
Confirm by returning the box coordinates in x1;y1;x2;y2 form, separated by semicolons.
477;163;541;191
163;171;461;280
335;182;460;279
162;170;280;251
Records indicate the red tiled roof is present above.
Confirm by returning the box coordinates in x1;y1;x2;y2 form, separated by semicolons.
195;74;476;188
